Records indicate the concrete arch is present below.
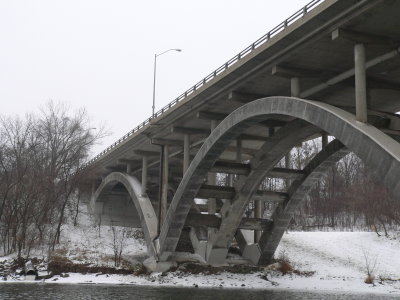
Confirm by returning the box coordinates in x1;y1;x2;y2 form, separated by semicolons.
206;120;321;264
235;139;348;265
257;139;349;264
90;172;158;255
157;96;400;261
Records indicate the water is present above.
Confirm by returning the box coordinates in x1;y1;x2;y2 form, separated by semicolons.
0;283;398;300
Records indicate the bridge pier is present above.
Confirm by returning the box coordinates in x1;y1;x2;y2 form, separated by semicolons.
354;43;368;123
160;145;169;228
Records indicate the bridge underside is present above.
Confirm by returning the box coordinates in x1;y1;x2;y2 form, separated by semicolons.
90;97;400;267
84;0;400;269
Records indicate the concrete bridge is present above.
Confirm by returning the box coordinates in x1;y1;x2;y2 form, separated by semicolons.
81;0;400;270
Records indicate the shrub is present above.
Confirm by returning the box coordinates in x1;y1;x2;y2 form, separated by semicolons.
365;274;375;284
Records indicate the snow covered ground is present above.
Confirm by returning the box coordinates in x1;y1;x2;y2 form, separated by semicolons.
1;207;399;295
1;231;399;295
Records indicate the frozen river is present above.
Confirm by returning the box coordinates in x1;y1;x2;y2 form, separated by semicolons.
0;283;397;300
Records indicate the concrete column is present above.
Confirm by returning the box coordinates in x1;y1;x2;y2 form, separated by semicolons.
354;43;368;123
268;126;275;137
141;156;148;196
255;129;275;243
236;138;242;163
160;146;169;226
207;172;216;215
228;138;242;186
321;132;328;149
91;182;96;196
285;151;291;190
254;201;262;243
208;120;218;215
291;77;300;97
183;134;190;175
127;163;132;174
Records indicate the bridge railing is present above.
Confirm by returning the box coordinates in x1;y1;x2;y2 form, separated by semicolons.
82;0;324;169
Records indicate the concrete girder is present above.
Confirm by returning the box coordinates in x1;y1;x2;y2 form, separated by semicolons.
272;64;321;79
228;91;269;103
332;28;394;46
300;45;400;99
197;184;288;202
185;214;273;231
197;111;227;121
90;172;158;256
156;96;400;264
268;167;305;179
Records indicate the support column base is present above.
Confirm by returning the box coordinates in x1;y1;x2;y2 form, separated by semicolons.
143;257;177;273
206;247;228;266
189;227;208;260
242;244;261;265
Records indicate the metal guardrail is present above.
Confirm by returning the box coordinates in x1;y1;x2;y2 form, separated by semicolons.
83;0;324;169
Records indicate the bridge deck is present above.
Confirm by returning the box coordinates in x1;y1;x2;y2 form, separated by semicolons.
85;0;400;181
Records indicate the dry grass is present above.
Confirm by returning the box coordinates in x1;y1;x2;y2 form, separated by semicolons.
278;261;294;275
364;274;375;284
48;255;138;275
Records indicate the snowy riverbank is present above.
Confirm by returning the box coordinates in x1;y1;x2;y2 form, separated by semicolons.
1;231;399;296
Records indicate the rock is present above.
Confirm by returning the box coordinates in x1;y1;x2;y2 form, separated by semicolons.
264;262;281;271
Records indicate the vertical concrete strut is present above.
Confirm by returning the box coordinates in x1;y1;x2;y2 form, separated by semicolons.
291;77;300;98
183;134;190;175
258;140;349;265
157;97;400;264
236;138;242;163
284;152;291;190
321;132;328;148
254;199;262;243
141;156;148;196
255;126;274;243
157;145;164;234
161;146;169;227
354;43;368;123
208;120;218;216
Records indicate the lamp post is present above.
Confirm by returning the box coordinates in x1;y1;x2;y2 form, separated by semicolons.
152;48;182;117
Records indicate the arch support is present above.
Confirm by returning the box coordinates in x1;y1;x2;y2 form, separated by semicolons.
258;139;349;265
206;121;320;265
157;96;400;262
90;172;158;256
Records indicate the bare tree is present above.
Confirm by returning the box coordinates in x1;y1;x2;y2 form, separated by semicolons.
0;101;105;257
108;226;130;267
362;248;378;284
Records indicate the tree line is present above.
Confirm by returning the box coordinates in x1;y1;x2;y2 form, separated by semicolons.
1;101;398;259
0;102;103;257
226;137;400;235
289;139;400;235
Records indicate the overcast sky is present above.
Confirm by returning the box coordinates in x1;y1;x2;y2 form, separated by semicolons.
1;0;311;155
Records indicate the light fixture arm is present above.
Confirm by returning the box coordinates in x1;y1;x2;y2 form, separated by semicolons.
152;48;182;117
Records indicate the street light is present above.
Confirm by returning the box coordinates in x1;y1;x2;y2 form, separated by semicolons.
152;48;182;117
